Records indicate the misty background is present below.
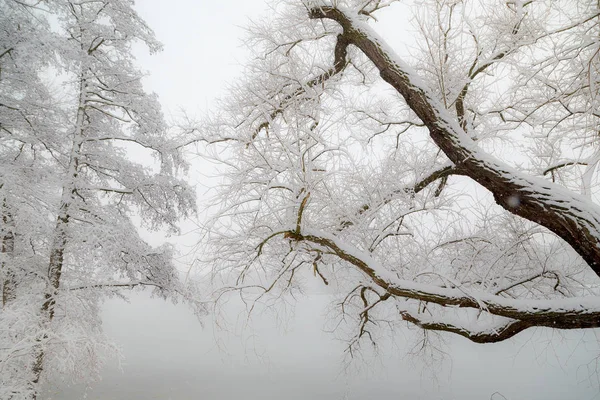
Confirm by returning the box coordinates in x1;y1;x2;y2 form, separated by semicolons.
40;1;600;399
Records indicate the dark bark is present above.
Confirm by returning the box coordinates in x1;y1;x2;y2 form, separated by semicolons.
1;200;16;307
30;68;85;398
309;6;600;279
400;311;532;343
30;209;69;399
286;230;600;343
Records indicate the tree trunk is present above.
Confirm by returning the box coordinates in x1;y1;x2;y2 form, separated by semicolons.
1;199;16;307
28;71;87;399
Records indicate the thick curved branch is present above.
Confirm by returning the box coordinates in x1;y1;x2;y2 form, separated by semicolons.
288;229;600;336
309;6;600;277
400;311;532;343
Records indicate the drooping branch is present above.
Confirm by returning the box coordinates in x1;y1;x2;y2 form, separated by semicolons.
309;5;600;278
399;311;532;344
288;228;600;335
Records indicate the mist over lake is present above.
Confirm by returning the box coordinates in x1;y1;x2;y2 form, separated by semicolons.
42;291;600;400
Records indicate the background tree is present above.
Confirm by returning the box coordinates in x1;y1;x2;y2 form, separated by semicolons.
197;0;600;357
0;1;200;398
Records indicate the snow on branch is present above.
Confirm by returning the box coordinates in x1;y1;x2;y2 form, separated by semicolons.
308;4;600;278
201;0;600;351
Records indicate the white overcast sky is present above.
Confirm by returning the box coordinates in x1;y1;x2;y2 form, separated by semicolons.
43;1;600;399
133;0;269;115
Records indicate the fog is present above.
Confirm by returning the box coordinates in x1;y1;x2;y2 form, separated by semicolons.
41;290;600;400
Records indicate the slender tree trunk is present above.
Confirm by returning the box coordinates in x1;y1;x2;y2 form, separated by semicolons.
29;204;71;397
1;199;16;307
28;72;87;399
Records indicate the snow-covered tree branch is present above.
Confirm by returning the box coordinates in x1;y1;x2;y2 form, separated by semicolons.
309;3;600;277
198;0;600;355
